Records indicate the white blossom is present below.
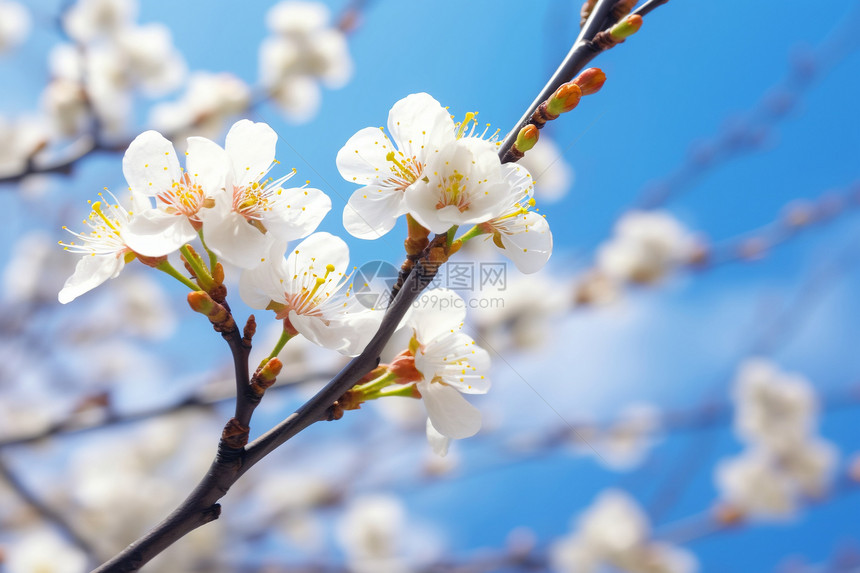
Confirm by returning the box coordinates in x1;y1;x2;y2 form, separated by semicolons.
5;528;88;573
551;490;698;573
336;92;456;239
335;494;409;573
121;129;227;257
0;115;49;178
62;0;137;43
239;232;381;355
0;1;30;54
260;1;352;122
149;72;251;142
199;120;331;268
597;211;695;284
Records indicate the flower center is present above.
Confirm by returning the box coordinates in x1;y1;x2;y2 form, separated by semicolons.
384;150;424;191
435;170;472;213
59;193;131;257
274;262;340;319
157;172;211;222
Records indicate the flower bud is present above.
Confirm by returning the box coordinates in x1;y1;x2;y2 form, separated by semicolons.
547;83;583;116
514;125;540;153
573;68;606;96
250;357;283;396
609;14;643;41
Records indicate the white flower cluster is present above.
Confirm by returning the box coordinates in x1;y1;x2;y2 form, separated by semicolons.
46;0;186;137
596;210;695;284
551;490;697;573
0;1;30;54
0;115;49;178
337;93;553;274
260;1;353;122
715;359;838;519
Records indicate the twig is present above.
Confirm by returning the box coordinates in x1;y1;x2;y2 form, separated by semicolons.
0;454;101;566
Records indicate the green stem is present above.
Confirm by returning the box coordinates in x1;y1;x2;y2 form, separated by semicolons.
197;230;218;271
155;261;199;291
353;371;397;395
180;244;213;288
457;225;490;243
261;329;295;367
364;383;418;401
446;225;459;247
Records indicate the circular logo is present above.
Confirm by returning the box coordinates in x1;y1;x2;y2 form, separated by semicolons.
353;260;400;310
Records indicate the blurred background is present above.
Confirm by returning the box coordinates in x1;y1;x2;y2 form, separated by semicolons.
1;0;859;571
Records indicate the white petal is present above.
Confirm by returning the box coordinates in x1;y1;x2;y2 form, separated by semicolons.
285;232;349;284
239;254;289;309
420;381;482;439
290;307;381;356
185;136;229;196
387;93;456;159
266;186;331;242
336;126;395;185
497;212;553;274
203;211;271;269
225;120;278;188
426;418;451;457
124;210;197;257
58;254;124;304
122;130;181;195
343;186;405;239
409;289;466;341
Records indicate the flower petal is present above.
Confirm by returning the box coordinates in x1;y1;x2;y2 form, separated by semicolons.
124;210;197;257
225;120;278;188
203;211;271;269
58;254;124;304
343;186;405;239
185;136;229;196
266;186;332;242
426;418;451;457
336;126;395;185
420;380;482;439
122;130;181;196
497;212;553;274
387;93;456;159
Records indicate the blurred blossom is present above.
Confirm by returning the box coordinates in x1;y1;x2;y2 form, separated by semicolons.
733;359;817;454
551;489;698;573
3;231;76;304
260;1;352;122
716;360;838;519
335;494;410;573
62;0;137;43
0;116;49;178
107;271;177;339
596;211;696;284
517;135;574;203
471;271;570;351
52;0;186;137
586;403;662;471
0;1;30;54
4;528;88;573
149;72;251;143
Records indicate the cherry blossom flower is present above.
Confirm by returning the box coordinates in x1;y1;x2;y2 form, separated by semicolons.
121;130;227;257
260;1;352;122
551;489;698;573
386;289;491;454
239;232;380;355
62;0;137;43
336;92;456;238
199;120;331;268
149;72;251;142
0;1;30;54
472;163;552;273
597;210;696;284
404;135;518;234
58;193;135;303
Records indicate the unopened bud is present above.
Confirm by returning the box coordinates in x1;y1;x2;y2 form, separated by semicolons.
573;68;606;96
514;125;540;153
188;291;234;330
547;83;583;116
609;14;643;41
714;503;745;526
213;262;225;284
783;200;815;228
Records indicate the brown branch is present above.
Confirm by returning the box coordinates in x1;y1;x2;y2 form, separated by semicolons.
497;0;671;161
0;454;101;566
